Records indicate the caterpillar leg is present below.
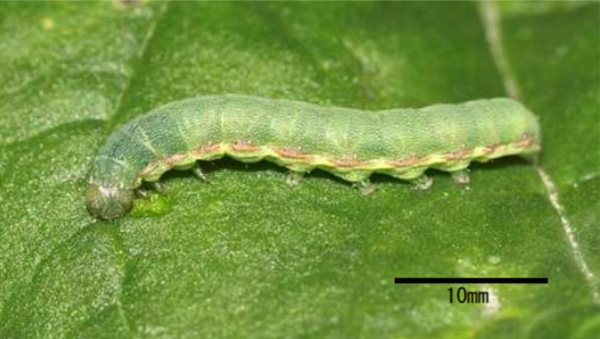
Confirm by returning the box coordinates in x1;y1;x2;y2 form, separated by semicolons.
286;171;303;187
152;181;166;194
192;165;208;182
410;174;433;190
354;179;376;195
135;188;149;199
451;169;470;185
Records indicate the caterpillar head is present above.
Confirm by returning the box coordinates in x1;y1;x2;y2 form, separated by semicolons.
85;183;134;220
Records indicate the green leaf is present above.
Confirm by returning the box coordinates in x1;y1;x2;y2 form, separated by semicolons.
0;2;598;338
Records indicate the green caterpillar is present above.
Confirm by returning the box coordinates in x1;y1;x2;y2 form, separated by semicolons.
86;95;541;220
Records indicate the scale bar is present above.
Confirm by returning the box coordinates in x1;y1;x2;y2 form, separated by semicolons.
394;278;548;284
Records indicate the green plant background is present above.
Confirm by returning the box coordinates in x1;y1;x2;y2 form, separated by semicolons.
0;2;598;338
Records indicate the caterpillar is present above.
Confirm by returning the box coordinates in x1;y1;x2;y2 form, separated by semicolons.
86;94;541;220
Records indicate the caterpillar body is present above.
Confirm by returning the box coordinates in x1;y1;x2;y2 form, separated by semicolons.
86;95;541;220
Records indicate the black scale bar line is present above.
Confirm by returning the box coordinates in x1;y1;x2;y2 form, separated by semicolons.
394;278;548;284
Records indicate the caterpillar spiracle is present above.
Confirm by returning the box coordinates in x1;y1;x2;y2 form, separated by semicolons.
86;95;541;220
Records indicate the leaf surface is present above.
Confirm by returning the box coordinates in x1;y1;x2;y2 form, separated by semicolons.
0;2;598;338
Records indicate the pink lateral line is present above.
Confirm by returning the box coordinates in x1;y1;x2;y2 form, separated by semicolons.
192;144;221;157
514;134;534;148
165;154;188;166
140;136;537;179
275;147;312;161
231;141;261;152
333;155;366;168
390;155;418;168
483;143;503;153
443;146;473;161
416;155;432;165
